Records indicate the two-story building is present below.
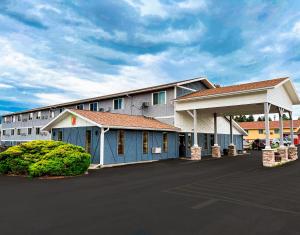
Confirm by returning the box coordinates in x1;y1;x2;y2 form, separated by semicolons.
1;76;299;167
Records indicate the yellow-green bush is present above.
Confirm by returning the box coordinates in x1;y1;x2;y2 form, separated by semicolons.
0;141;91;177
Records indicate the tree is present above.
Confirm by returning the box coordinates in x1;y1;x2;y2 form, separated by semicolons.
282;114;290;120
247;115;254;122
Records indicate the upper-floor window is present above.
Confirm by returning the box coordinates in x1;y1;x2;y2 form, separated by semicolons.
142;131;149;154
17;129;21;135
152;91;166;105
11;129;14;136
76;104;84;110
12;116;16;122
28;128;32;135
90;102;98;111
36;127;40;135
50;111;55;118
18;115;22;122
4;117;7;123
36;111;41;119
29;113;33;120
113;98;124;110
59;108;64;113
163;132;168;152
117;130;125;155
2;130;6;135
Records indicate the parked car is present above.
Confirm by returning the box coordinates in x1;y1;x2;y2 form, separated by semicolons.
272;138;291;146
252;139;266;150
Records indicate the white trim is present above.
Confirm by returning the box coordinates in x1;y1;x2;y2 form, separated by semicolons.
177;85;197;92
112;98;124;110
2;126;43;130
176;87;273;102
154;115;174;119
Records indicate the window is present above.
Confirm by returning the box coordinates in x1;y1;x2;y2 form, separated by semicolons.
275;129;280;134
204;134;209;149
113;98;124;110
12;116;16;122
142;131;149;154
36;127;40;135
36;111;41;119
29;113;33;120
259;129;263;134
50;111;55;118
153;91;166;105
18;115;22;122
17;129;21;135
11;129;14;136
210;134;214;147
28;128;32;135
59;108;64;113
163;132;168;152
58;131;63;141
187;133;192;148
90;102;98;111
4;117;7;123
117;130;125;155
76;104;84;110
2;130;6;135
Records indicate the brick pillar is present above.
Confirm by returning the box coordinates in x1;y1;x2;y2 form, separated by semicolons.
278;147;288;162
288;146;298;161
262;149;275;167
228;144;237;156
212;145;221;158
191;146;201;160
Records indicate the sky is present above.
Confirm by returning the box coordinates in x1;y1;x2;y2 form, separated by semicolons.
1;0;300;117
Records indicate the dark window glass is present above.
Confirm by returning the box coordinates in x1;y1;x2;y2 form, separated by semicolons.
28;128;32;135
17;129;21;135
118;130;125;155
163;132;168;152
153;91;166;105
143;131;148;154
36;128;40;135
58;131;63;141
114;98;123;110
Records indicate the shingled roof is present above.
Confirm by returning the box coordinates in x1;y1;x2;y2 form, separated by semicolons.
239;120;300;130
59;109;179;131
178;77;288;100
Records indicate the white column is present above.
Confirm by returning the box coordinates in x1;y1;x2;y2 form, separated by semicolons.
264;102;271;149
289;111;294;146
193;109;198;147
100;127;105;165
278;108;284;147
229;116;233;145
214;113;218;146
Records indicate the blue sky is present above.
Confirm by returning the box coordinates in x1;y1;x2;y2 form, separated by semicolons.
1;0;300;116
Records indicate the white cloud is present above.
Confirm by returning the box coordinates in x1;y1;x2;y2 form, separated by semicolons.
124;0;168;18
0;83;13;89
136;21;205;44
34;93;74;105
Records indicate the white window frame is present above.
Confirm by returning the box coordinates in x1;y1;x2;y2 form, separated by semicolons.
50;111;55;118
152;91;167;106
76;104;84;110
29;113;33;120
12;116;16;122
113;98;124;110
37;111;41;119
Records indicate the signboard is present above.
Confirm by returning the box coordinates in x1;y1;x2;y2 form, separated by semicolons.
71;116;77;126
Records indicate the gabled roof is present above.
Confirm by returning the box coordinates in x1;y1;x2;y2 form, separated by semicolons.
42;109;180;132
177;77;289;101
3;77;213;117
239;120;300;130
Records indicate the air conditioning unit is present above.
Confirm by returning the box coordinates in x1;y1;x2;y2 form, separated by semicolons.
152;147;162;154
142;102;150;108
99;108;104;112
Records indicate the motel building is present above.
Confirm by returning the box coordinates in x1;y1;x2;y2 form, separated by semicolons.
1;77;300;168
39;77;300;168
239;120;300;145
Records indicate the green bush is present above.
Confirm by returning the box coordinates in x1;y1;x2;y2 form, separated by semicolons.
0;140;91;177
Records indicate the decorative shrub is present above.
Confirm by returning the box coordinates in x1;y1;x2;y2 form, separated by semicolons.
0;140;91;177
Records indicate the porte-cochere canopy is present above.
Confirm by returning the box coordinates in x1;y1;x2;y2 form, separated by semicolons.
174;77;300;167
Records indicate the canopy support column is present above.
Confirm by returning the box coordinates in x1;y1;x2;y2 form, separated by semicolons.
228;116;237;156
212;113;221;158
278;107;288;161
190;109;201;160
288;111;298;160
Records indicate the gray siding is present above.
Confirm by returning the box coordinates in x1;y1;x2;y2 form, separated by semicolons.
176;81;208;97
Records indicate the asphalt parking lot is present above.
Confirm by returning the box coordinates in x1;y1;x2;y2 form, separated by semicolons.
1;150;300;235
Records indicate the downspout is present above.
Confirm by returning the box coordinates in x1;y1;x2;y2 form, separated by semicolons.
96;127;109;168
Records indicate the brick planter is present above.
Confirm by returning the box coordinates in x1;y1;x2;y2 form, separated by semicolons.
278;147;288;162
288;146;298;161
262;149;276;167
191;146;201;160
212;145;221;158
228;144;237;156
